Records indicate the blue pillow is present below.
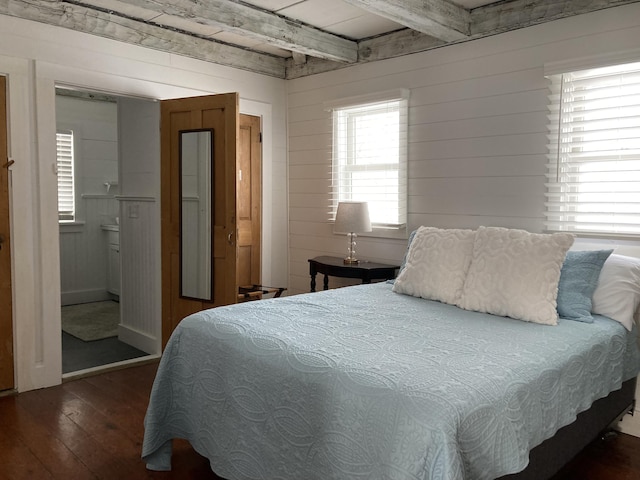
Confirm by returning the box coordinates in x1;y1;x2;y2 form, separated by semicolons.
557;249;613;322
399;229;418;274
387;229;418;285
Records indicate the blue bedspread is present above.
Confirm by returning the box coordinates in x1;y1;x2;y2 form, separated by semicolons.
142;282;640;479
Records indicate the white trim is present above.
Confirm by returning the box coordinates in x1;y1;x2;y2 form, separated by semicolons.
115;195;156;202
59;222;85;234
1;55;35;392
61;288;111;306
544;47;640;77
323;88;410;111
117;324;156;355
61;354;160;381
82;194;115;199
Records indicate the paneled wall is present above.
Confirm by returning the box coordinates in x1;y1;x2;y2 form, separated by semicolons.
286;3;640;295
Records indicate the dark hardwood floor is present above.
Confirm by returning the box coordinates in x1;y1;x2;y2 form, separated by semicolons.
0;362;639;480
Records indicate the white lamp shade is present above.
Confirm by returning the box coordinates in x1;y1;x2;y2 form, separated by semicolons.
334;201;372;234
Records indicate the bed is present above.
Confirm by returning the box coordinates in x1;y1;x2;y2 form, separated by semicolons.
142;226;640;479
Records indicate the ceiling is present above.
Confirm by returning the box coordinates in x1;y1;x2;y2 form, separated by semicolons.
4;0;640;79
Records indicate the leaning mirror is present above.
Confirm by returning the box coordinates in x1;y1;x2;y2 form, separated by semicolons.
180;129;214;300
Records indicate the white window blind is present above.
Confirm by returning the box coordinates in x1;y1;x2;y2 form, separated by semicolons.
546;61;640;236
56;130;75;221
329;93;408;229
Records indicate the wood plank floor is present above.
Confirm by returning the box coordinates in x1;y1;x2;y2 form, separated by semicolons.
0;362;639;480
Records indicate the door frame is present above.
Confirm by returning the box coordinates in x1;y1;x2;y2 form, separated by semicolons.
4;60;277;391
0;75;14;391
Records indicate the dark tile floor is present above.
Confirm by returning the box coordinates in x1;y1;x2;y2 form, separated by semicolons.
62;331;149;374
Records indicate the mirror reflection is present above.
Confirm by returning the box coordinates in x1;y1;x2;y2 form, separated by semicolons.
180;129;213;300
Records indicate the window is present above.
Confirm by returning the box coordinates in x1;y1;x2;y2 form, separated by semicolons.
328;90;408;231
56;130;75;221
546;61;640;236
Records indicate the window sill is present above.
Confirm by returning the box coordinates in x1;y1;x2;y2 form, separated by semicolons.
59;221;85;233
338;226;408;241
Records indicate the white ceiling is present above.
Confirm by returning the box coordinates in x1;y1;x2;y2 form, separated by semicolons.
5;0;640;79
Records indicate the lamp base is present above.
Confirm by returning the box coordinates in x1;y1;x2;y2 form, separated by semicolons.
343;233;361;265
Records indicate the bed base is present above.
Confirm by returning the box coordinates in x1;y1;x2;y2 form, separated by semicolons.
500;376;636;480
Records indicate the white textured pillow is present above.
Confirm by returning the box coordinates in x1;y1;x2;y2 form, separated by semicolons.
392;226;476;305
592;254;640;331
457;227;574;325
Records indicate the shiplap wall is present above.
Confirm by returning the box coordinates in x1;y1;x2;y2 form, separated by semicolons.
286;2;640;295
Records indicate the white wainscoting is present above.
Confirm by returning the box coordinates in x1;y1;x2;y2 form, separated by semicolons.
59;195;118;305
117;196;161;355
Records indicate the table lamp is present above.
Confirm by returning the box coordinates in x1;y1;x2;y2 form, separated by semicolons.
333;201;372;264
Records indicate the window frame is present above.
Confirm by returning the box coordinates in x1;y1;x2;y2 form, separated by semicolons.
56;129;76;222
326;89;409;239
545;60;640;238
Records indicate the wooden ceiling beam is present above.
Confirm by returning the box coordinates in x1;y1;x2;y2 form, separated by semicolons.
286;29;446;79
6;0;640;80
287;0;640;79
79;0;358;64
343;0;470;42
2;0;286;78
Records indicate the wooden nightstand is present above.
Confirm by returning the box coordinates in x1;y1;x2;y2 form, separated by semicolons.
308;256;399;292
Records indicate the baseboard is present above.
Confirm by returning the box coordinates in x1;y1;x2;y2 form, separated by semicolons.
118;324;157;355
62;355;161;382
62;289;111;306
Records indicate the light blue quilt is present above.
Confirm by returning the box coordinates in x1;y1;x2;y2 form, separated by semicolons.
142;282;640;479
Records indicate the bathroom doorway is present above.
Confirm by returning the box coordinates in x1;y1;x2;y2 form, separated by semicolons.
56;88;150;374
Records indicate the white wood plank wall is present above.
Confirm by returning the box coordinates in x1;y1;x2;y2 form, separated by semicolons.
286;3;640;295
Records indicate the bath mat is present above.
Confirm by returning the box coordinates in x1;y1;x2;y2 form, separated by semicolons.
61;301;120;342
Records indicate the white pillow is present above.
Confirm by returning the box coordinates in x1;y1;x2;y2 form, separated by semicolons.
457;227;574;325
392;226;476;305
592;254;640;331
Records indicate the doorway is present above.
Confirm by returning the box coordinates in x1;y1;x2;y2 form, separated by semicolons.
56;88;150;374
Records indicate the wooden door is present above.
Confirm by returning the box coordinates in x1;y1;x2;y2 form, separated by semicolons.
161;93;239;346
237;114;261;291
0;76;13;391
